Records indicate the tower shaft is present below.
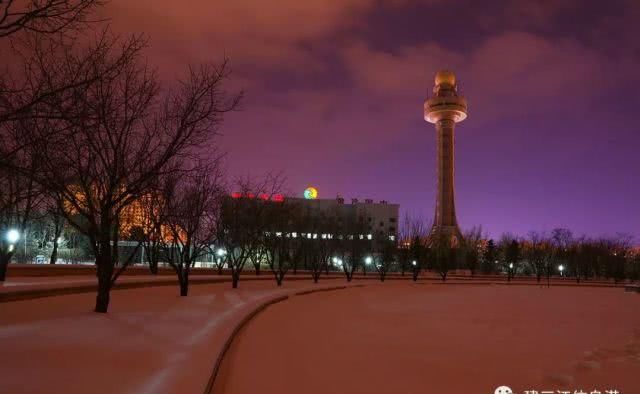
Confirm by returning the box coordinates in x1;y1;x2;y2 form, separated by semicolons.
435;119;458;232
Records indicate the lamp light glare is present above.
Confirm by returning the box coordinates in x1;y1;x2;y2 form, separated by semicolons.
6;229;20;244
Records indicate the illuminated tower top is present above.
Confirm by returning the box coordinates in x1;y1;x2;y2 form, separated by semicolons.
424;70;468;124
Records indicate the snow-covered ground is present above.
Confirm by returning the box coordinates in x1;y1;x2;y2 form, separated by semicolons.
215;284;640;394
0;279;349;394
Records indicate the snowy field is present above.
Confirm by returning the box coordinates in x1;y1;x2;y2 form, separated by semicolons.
0;279;349;394
215;284;640;394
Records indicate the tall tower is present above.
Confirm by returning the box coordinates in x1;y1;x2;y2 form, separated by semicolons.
424;70;467;245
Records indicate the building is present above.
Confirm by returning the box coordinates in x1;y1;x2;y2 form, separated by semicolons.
424;70;468;246
227;187;400;242
290;195;399;242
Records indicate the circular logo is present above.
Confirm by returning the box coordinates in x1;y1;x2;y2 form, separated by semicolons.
303;186;318;200
494;386;513;394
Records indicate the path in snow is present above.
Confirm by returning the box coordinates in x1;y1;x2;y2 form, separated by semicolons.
215;283;640;394
0;278;349;393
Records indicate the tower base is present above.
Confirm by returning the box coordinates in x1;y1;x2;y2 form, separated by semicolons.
430;225;463;248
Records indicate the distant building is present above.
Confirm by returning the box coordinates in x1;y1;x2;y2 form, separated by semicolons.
289;196;399;241
227;188;399;241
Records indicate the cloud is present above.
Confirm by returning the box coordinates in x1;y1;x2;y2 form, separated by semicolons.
104;0;384;75
341;31;618;123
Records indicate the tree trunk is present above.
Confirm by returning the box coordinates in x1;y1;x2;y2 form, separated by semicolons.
0;253;10;281
149;260;158;275
313;272;319;283
254;263;261;275
180;272;189;296
49;242;59;265
232;271;239;288
276;276;283;286
217;265;223;275
95;257;113;313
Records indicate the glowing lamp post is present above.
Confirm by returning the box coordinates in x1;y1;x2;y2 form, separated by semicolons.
6;229;19;244
558;264;565;277
363;256;373;275
411;260;419;282
6;229;20;253
215;248;227;271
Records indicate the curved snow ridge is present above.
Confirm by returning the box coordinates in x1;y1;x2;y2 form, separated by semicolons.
0;275;344;303
203;284;366;394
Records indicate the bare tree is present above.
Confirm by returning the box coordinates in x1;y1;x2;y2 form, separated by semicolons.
7;33;239;312
372;234;396;282
462;226;483;277
0;0;102;39
308;213;334;283
398;214;429;277
217;176;283;289
335;215;368;282
526;231;548;283
0;152;40;279
129;185;170;275
499;233;520;282
430;232;454;281
163;164;222;296
481;239;497;274
262;200;299;286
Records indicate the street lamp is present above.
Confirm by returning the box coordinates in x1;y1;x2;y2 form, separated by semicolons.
216;248;227;257
412;260;417;266
558;264;565;277
6;229;20;244
509;263;513;269
365;256;373;265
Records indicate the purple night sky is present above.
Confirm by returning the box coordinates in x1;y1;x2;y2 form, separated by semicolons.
102;0;640;240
